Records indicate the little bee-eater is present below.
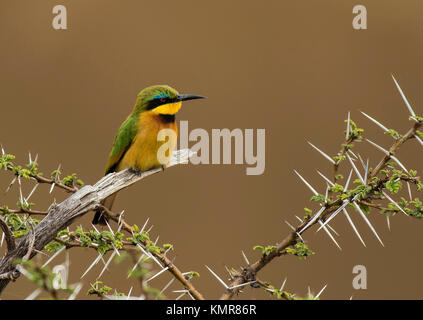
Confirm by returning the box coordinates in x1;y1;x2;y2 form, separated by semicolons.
93;85;205;225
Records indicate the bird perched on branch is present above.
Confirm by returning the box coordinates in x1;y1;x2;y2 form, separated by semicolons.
93;85;205;224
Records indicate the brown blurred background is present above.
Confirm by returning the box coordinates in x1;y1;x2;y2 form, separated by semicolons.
1;0;423;300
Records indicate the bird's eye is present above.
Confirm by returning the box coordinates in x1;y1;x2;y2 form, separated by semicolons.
159;97;167;103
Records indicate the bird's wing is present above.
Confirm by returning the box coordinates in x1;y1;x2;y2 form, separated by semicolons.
105;115;138;174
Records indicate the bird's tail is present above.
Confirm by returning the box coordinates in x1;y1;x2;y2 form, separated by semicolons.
92;193;118;225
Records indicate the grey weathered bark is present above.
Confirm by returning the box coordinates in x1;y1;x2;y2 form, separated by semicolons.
0;149;193;294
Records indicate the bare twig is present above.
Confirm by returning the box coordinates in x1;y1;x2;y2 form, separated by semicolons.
0;216;15;252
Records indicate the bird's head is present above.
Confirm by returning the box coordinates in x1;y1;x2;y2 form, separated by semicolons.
134;85;205;115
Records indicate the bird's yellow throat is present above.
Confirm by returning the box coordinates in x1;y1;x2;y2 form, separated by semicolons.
151;101;182;115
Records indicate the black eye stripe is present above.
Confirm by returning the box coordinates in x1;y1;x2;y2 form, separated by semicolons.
146;96;177;110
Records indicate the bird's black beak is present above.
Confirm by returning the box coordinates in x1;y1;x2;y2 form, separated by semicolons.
177;94;206;102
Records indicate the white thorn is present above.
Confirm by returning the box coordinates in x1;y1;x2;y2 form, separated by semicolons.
315;284;327;299
387;215;391;231
414;134;423;147
285;220;304;241
55;164;62;181
326;223;339;236
360;111;389;132
42;246;66;268
91;224;100;234
307;142;335;164
296;232;305;242
348;150;359;160
154;236;160;246
391;74;416;117
241;250;250;265
299;206;326;234
229;280;257;290
346;111;350;139
224;265;232;278
175;292;187;300
137;244;162;269
97;251;117;279
205;265;228;289
365;138;389;155
17;176;25;206
5;176;16;193
25;288;42;300
128;252;147;278
316;170;335;187
294;170;319;196
164;246;173;255
344;169;353;190
357;153;366;171
325;185;329;203
126;287;133;300
187;291;195;300
285;220;296;231
117;210;124;227
317;200;349;232
140;218;150;234
382;191;408;216
105;220;114;234
364;159;369;184
68;283;83;300
145;267;169;283
65;249;70;277
159;278;175;295
81;253;103;279
26;183;39;202
99;255;108;267
117;222;123;233
342;208;366;247
280;277;287;291
318;221;342;250
347;154;364;184
105;220;120;256
407;182;413;201
172;289;189;293
353;202;384;246
390;155;410;175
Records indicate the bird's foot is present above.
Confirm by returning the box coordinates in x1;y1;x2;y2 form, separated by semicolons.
129;167;144;176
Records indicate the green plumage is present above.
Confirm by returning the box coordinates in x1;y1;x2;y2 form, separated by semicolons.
105;115;138;174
